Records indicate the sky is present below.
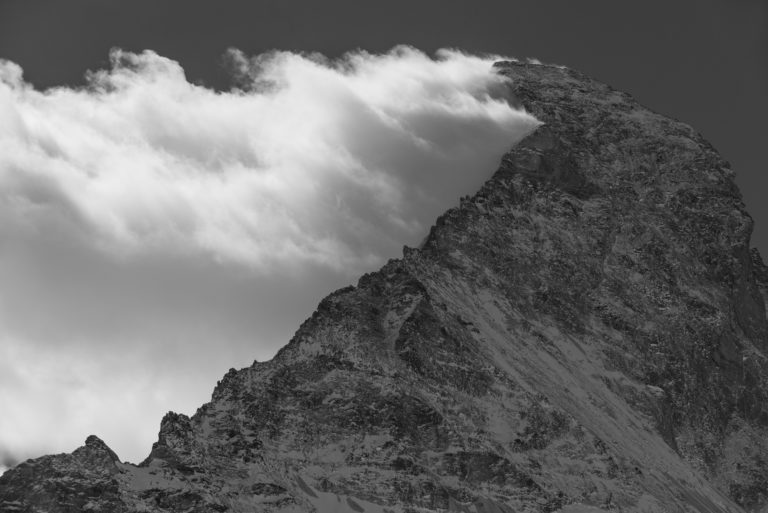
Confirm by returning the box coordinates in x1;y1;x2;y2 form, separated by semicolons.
0;0;766;472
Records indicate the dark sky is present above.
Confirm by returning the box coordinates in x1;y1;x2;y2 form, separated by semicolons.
1;0;765;253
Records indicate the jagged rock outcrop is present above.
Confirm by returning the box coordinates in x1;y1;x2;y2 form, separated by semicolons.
2;60;767;513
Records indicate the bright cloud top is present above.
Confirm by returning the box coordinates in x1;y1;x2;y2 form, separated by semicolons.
0;47;538;273
0;47;538;469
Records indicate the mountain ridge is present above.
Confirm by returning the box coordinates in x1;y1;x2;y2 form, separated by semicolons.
2;59;767;513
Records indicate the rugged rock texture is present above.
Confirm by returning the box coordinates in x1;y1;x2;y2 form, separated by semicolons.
2;60;767;513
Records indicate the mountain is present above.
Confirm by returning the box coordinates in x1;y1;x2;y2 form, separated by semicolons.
2;60;767;513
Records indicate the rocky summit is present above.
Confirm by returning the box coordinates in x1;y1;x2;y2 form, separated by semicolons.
2;60;767;513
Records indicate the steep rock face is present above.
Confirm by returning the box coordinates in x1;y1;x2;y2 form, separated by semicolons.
2;61;767;513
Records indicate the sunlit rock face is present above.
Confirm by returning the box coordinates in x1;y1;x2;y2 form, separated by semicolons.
2;60;767;513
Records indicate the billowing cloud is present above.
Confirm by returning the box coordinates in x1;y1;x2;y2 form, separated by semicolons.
0;47;538;468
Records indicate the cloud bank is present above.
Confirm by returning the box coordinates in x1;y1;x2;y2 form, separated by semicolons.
0;47;538;468
0;46;536;271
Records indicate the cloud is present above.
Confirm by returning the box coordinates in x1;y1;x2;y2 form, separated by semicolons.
0;47;538;466
0;46;536;272
1;446;19;471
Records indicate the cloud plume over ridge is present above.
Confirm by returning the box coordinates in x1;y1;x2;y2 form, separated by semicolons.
0;46;538;468
0;46;537;272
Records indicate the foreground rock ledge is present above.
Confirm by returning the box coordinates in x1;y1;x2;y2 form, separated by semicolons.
2;61;767;513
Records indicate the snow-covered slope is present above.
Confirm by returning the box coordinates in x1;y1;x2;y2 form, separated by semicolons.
2;60;767;513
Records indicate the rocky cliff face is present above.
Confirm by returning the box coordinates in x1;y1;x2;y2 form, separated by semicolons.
2;60;767;513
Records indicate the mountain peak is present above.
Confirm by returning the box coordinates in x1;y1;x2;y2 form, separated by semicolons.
2;60;767;513
82;435;119;461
